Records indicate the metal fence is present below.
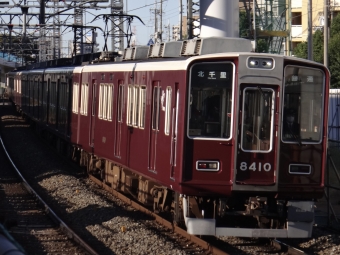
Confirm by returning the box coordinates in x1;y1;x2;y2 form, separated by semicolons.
326;89;340;227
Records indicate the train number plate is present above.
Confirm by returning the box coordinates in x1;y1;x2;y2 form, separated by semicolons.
239;162;272;172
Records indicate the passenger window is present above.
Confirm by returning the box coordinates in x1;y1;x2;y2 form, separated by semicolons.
72;83;79;113
80;83;89;116
165;87;172;135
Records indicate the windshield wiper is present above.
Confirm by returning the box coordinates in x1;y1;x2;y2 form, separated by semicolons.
257;86;266;98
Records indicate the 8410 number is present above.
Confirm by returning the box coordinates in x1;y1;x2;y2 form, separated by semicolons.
240;162;271;172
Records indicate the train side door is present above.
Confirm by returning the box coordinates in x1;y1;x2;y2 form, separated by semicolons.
114;82;124;158
89;80;97;148
148;82;177;177
235;85;278;185
148;82;161;171
170;86;179;179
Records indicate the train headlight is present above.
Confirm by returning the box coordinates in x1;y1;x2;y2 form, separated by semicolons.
196;161;220;171
247;57;274;69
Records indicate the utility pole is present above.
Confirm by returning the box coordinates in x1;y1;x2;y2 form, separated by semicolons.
324;0;328;68
179;0;182;40
187;0;193;39
160;0;162;41
253;0;256;51
154;2;158;41
308;0;313;61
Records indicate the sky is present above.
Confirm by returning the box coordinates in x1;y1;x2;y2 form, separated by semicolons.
0;0;183;55
83;0;183;50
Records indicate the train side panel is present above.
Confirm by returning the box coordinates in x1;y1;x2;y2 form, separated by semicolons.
81;64;187;191
126;69;186;187
89;71;117;162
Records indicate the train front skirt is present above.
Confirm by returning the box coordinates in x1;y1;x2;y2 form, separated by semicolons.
182;197;314;238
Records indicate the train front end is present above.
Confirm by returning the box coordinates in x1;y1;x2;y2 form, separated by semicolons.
181;52;329;238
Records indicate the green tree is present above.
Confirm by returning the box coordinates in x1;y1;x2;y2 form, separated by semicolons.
329;12;340;87
313;30;324;63
330;12;340;37
256;38;270;53
293;30;323;63
239;11;250;38
293;41;308;59
329;33;340;88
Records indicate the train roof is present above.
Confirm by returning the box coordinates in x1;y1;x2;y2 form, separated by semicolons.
8;37;328;74
81;51;327;73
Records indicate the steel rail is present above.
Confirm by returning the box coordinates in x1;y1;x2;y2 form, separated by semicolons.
272;239;308;255
0;130;99;255
89;174;230;255
90;175;314;255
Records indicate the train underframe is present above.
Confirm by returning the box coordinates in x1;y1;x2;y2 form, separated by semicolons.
69;146;308;234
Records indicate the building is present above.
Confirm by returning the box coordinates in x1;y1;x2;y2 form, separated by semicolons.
170;0;340;56
290;0;340;52
172;15;199;40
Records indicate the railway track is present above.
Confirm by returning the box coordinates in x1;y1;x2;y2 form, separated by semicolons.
0;105;97;254
0;99;312;254
89;173;308;255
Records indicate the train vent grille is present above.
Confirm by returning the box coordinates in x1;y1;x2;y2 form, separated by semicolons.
181;37;253;56
131;48;135;59
159;44;164;57
180;41;187;55
194;39;202;55
122;46;149;61
147;42;182;58
147;45;154;58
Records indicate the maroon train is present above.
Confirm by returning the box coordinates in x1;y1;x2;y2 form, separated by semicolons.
7;37;330;238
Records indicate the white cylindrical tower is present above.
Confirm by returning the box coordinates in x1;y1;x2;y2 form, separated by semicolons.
200;0;239;38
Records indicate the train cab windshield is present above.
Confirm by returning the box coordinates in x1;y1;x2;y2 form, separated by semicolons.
188;62;234;139
282;66;325;144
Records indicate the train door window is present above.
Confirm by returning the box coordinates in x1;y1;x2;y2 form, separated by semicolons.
61;82;67;110
107;84;113;121
127;85;134;126
102;84;108;119
117;84;124;123
34;80;38;108
282;66;325;144
72;83;79;113
80;83;89;116
165;87;172;135
139;86;146;129
188;62;234;139
51;81;57;107
133;85;139;127
59;82;63;110
13;77;16;92
241;87;274;152
18;77;21;94
152;86;161;131
92;84;96;117
43;81;47;104
98;83;104;119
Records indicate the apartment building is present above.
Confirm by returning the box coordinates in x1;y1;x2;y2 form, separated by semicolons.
291;0;340;50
